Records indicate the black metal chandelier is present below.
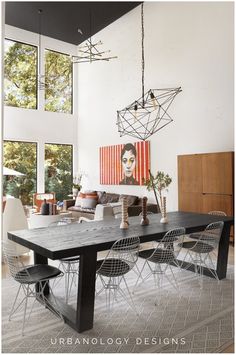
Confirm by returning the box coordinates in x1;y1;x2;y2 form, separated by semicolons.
72;12;117;64
117;4;182;141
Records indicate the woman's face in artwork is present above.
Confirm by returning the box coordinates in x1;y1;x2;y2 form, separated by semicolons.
122;150;136;177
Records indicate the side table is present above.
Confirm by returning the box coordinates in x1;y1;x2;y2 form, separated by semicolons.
28;212;72;229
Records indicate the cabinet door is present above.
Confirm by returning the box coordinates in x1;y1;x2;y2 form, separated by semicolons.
179;192;203;212
178;155;202;193
202;194;233;216
202;152;233;194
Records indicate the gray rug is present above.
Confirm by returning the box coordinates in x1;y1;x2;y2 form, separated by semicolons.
2;259;234;353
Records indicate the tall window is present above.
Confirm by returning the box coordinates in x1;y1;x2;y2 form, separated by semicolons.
45;144;73;201
45;49;73;114
3;141;37;205
4;39;37;109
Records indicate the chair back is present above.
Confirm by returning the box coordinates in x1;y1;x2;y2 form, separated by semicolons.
33;192;56;212
98;236;140;277
2;242;30;282
208;211;227;216
3;198;29;255
198;221;224;250
151;227;186;263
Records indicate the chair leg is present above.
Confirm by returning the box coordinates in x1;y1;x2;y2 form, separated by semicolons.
39;280;63;321
22;284;29;336
132;263;144;281
120;276;139;315
134;260;147;289
9;284;23;321
168;265;179;290
203;253;219;281
180;249;192;269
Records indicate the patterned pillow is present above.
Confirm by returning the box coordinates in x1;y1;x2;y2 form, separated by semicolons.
100;193;120;204
97;191;106;204
119;194;139;206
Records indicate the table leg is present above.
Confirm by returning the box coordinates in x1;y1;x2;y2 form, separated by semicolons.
75;250;97;332
216;222;231;280
34;252;49;295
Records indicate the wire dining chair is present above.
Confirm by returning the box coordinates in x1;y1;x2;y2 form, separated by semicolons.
3;241;63;335
134;227;186;290
188;211;226;241
96;236;140;312
49;219;80;303
180;221;224;280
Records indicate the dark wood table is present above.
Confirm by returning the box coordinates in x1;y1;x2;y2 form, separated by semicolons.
8;211;234;333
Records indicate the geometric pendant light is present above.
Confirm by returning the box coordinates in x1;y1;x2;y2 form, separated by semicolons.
117;4;182;141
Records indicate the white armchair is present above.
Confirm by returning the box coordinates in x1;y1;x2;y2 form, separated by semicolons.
3;198;30;255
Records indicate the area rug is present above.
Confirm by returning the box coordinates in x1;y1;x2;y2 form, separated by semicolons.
2;259;234;353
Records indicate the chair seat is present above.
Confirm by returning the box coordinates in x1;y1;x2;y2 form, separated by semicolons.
15;264;62;284
60;256;80;263
96;258;130;276
179;241;214;253
139;248;175;263
189;232;216;242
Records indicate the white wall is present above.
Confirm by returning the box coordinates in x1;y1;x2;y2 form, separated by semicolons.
77;2;234;210
4;25;79;192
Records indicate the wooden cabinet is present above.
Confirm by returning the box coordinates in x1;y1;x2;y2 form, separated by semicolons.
202;153;233;195
178;152;234;239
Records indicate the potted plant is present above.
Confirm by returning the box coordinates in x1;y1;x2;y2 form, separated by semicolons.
144;170;172;223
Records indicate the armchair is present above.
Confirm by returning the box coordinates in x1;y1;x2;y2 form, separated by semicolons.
3;198;30;255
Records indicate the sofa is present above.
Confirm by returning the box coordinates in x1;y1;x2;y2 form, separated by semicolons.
63;191;159;220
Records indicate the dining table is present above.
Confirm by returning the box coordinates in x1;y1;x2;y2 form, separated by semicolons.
8;211;234;333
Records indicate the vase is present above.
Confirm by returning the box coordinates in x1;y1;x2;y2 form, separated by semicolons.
72;188;79;199
40;199;49;215
160;196;168;224
120;197;129;229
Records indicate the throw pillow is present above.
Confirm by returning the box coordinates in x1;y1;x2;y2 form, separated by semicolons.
97;191;106;204
85;192;98;199
75;196;82;207
100;193;120;204
81;198;97;209
119;194;139;206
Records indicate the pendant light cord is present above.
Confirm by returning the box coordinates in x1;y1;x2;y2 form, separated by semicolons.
141;3;145;107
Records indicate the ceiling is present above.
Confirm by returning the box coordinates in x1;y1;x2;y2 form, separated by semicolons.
5;2;141;45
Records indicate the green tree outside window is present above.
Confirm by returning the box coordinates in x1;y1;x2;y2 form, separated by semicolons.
4;39;37;109
3;141;37;205
45;144;73;201
45;50;72;114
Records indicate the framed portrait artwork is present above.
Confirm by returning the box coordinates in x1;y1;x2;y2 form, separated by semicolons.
100;141;150;185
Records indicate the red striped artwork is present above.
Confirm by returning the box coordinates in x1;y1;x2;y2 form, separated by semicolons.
100;141;150;185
